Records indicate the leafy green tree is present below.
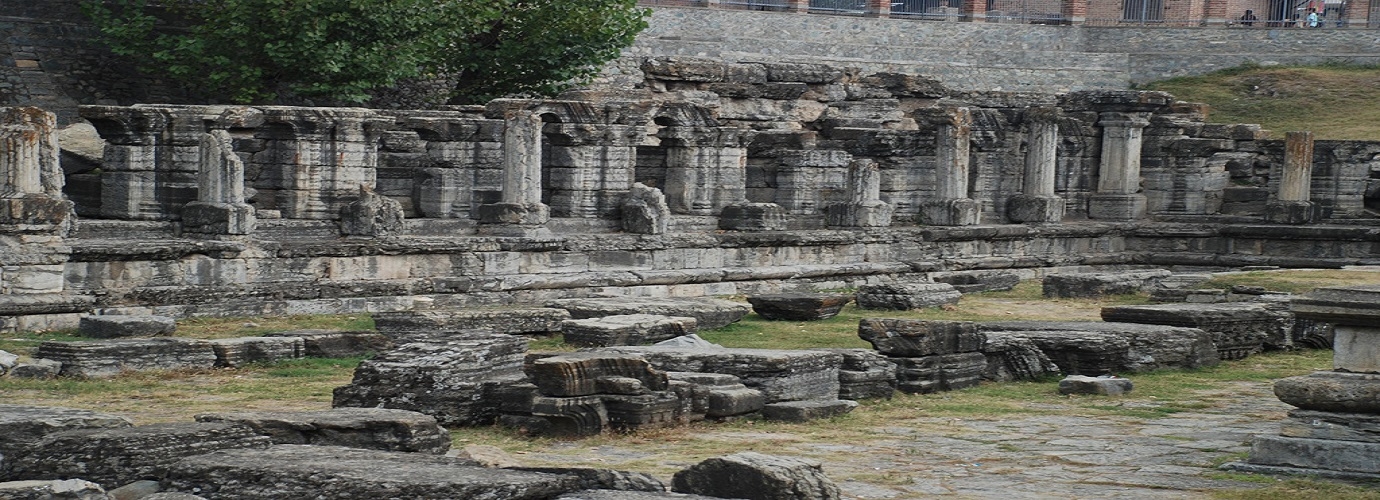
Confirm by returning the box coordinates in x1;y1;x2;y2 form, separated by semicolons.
82;0;648;105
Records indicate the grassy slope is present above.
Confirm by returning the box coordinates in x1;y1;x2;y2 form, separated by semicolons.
1140;64;1380;141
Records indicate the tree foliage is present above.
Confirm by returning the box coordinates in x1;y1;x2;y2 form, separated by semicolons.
82;0;649;105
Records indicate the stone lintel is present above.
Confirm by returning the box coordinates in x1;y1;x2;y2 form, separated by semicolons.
1291;285;1380;326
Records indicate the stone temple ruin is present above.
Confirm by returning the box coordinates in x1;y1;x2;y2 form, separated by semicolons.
1;56;1380;497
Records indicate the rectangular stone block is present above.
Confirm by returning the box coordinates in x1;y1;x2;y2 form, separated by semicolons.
207;336;305;368
1247;434;1380;474
32;338;217;378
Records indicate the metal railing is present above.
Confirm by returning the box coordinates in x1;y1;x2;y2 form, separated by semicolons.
809;0;868;15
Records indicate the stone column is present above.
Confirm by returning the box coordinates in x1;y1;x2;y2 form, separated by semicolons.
1087;112;1150;221
477;110;551;237
775;150;851;215
918;107;980;226
543;123;641;219
1265;131;1317;224
1224;285;1380;479
0;107;90;332
826;159;893;227
256;107;387;220
182;130;255;235
1008;107;1065;223
660;126;752;216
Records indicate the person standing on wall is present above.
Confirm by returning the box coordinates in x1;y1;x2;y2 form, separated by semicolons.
1307;7;1320;27
1239;9;1258;26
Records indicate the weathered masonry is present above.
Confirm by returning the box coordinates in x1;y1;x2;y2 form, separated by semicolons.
1;58;1378;331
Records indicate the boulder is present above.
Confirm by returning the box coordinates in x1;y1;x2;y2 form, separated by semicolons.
560;315;697;347
263;330;393;358
77;315;176;339
0;479;110;500
372;308;570;343
8;359;61;379
891;352;987;394
32;338;217;378
0;350;17;376
746;294;852;321
671;452;841;500
856;319;983;357
1041;270;1171;298
854;283;961;310
163;445;579;499
761;400;858;423
1058;375;1134;395
2;422;270;487
547;298;750;330
194;408;450;454
604;347;840;403
205;336;304;368
332;335;528;427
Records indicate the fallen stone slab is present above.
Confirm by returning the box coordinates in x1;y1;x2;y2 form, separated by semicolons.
32;338;217;378
78;315;176;339
507;467;666;492
561;314;697;347
654;334;722;349
263;330;393;358
525;352;669;397
1058;375;1134;395
857;319;983;357
811;348;896;400
0;405;133;450
2;422;270;487
332;334;528;427
746;293;852;321
163;445;579;499
556;491;723;500
980;321;1220;372
372;308;570;343
0;479;110;500
194;408;450;454
979;334;1059;382
1042;269;1171;299
891;352;987;394
761;400;858;423
671;452;841;500
205;336;304;368
1279;409;1380;444
547;298;750;330
7;360;60;379
1101;302;1285;358
854;283;961;310
930;271;1021;294
603;347;840;403
1244;434;1380;475
982;330;1129;377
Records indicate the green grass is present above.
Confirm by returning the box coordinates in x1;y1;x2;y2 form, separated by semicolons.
1141;63;1380;141
1210;478;1380;499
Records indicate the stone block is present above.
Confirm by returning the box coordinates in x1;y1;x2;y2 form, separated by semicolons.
1006;194;1065;223
671;452;841;500
508;467;666;493
746;293;852;321
761;400;858;423
547;297;750;330
372;308;570;343
7;359;60;379
930;271;1021;294
1058;375;1133;395
825;201;892;228
339;188;405;237
979;334;1060;382
718;203;786;231
331;335;528;427
206;336;304;368
1101;302;1283;359
1041;270;1171;299
854;283;961;310
0;479;110;500
2;422;270;487
181;202;255;235
32;338;217;378
1291;284;1380;326
918;198;979;226
525;352;669;397
601;392;684;430
891;352;987;394
0;405;133;452
77;315;176;339
1274;371;1380;414
560;314;698;347
163;445;579;499
605;347;840;403
262;330;393;358
1087;193;1147;220
195;408;450;454
1332;325;1380;374
857;319;983;356
1264;200;1316;225
0;349;15;376
984;330;1129;377
706;387;766;418
812;348;896;400
980;321;1219;373
1246;435;1380;474
1280;410;1380;443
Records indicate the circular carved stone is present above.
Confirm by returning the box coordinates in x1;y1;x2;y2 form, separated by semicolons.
1274;372;1380;413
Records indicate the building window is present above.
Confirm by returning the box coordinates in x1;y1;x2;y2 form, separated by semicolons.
1122;0;1164;21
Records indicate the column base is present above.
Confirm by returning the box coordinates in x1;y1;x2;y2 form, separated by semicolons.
477;202;550;226
918;198;980;226
183;202;256;235
1239;434;1380;476
719;203;786;231
826;201;893;228
1265;200;1316;224
1087;193;1146;221
1006;195;1065;223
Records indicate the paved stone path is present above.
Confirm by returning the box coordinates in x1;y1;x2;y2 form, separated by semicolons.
527;380;1298;499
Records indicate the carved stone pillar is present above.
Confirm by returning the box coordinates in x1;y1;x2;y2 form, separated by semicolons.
182;130;255;235
826;159;893;227
542;123;641;219
1265;131;1317;224
1088;112;1150;221
918;107;979;226
256;107;387;220
401;114;504;219
775;150;851;215
1008;106;1065;223
660;126;753;216
477;110;551;237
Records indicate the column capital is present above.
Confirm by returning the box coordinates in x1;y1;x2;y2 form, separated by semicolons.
1024;106;1063;124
